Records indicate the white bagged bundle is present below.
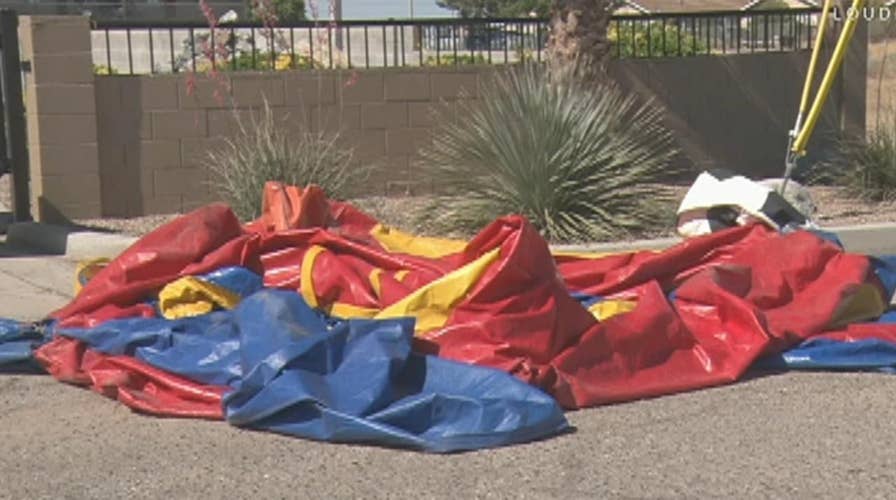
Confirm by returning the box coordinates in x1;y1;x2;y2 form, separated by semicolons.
676;170;817;238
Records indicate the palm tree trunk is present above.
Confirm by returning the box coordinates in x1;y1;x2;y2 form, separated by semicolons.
548;0;617;80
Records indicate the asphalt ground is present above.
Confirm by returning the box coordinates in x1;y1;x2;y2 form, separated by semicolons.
1;238;895;499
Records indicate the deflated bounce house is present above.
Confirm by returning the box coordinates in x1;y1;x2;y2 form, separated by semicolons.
2;179;896;453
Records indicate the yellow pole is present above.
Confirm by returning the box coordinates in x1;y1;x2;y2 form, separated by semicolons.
792;0;865;155
797;0;834;120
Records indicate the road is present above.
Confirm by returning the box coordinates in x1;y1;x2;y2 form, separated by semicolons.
1;238;896;499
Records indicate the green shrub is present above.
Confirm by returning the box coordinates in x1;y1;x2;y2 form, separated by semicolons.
205;100;362;220
207;51;317;72
424;50;536;67
247;0;306;24
828;110;896;201
174;29;336;73
424;53;489;66
418;63;680;243
609;21;707;58
94;64;118;75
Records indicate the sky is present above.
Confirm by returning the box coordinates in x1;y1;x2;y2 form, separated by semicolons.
309;0;456;19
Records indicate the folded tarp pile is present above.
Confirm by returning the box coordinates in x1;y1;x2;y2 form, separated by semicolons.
2;182;896;452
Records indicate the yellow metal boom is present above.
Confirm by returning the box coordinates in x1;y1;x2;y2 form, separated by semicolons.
784;0;865;186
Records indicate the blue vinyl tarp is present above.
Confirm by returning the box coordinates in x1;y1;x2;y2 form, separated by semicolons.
758;278;896;373
54;289;569;452
759;337;896;373
5;241;896;451
0;319;46;367
201;266;264;298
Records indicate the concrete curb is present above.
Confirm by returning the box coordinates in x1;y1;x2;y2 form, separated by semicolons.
824;223;896;256
554;223;896;256
7;222;138;260
0;213;14;234
7;221;896;260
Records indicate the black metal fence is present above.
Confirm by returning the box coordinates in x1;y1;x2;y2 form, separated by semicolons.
0;10;31;221
91;8;827;75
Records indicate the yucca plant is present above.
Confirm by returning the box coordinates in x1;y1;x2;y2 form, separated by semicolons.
205;100;362;220
419;63;680;243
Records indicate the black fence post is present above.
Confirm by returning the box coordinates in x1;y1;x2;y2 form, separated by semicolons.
0;10;31;222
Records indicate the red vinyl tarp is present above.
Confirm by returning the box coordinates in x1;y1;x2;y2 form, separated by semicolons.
41;183;890;411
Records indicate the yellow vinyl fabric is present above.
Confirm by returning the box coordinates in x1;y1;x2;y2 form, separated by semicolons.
374;248;502;334
588;299;639;321
298;242;502;335
828;283;887;330
74;258;111;295
369;224;468;259
158;276;242;320
299;245;328;309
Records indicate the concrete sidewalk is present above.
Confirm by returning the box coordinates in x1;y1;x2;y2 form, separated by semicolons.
0;238;74;320
6;222;141;262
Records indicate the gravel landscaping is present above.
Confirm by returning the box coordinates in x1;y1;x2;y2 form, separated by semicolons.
64;185;896;240
4;171;895;242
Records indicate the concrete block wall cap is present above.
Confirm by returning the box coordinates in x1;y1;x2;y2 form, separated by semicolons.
552;236;680;254
6;222;137;260
826;222;896;232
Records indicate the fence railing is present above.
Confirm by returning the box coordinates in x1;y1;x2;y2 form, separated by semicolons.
91;8;827;75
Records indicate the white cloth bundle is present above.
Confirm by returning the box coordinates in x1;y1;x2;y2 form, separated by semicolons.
677;170;817;238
